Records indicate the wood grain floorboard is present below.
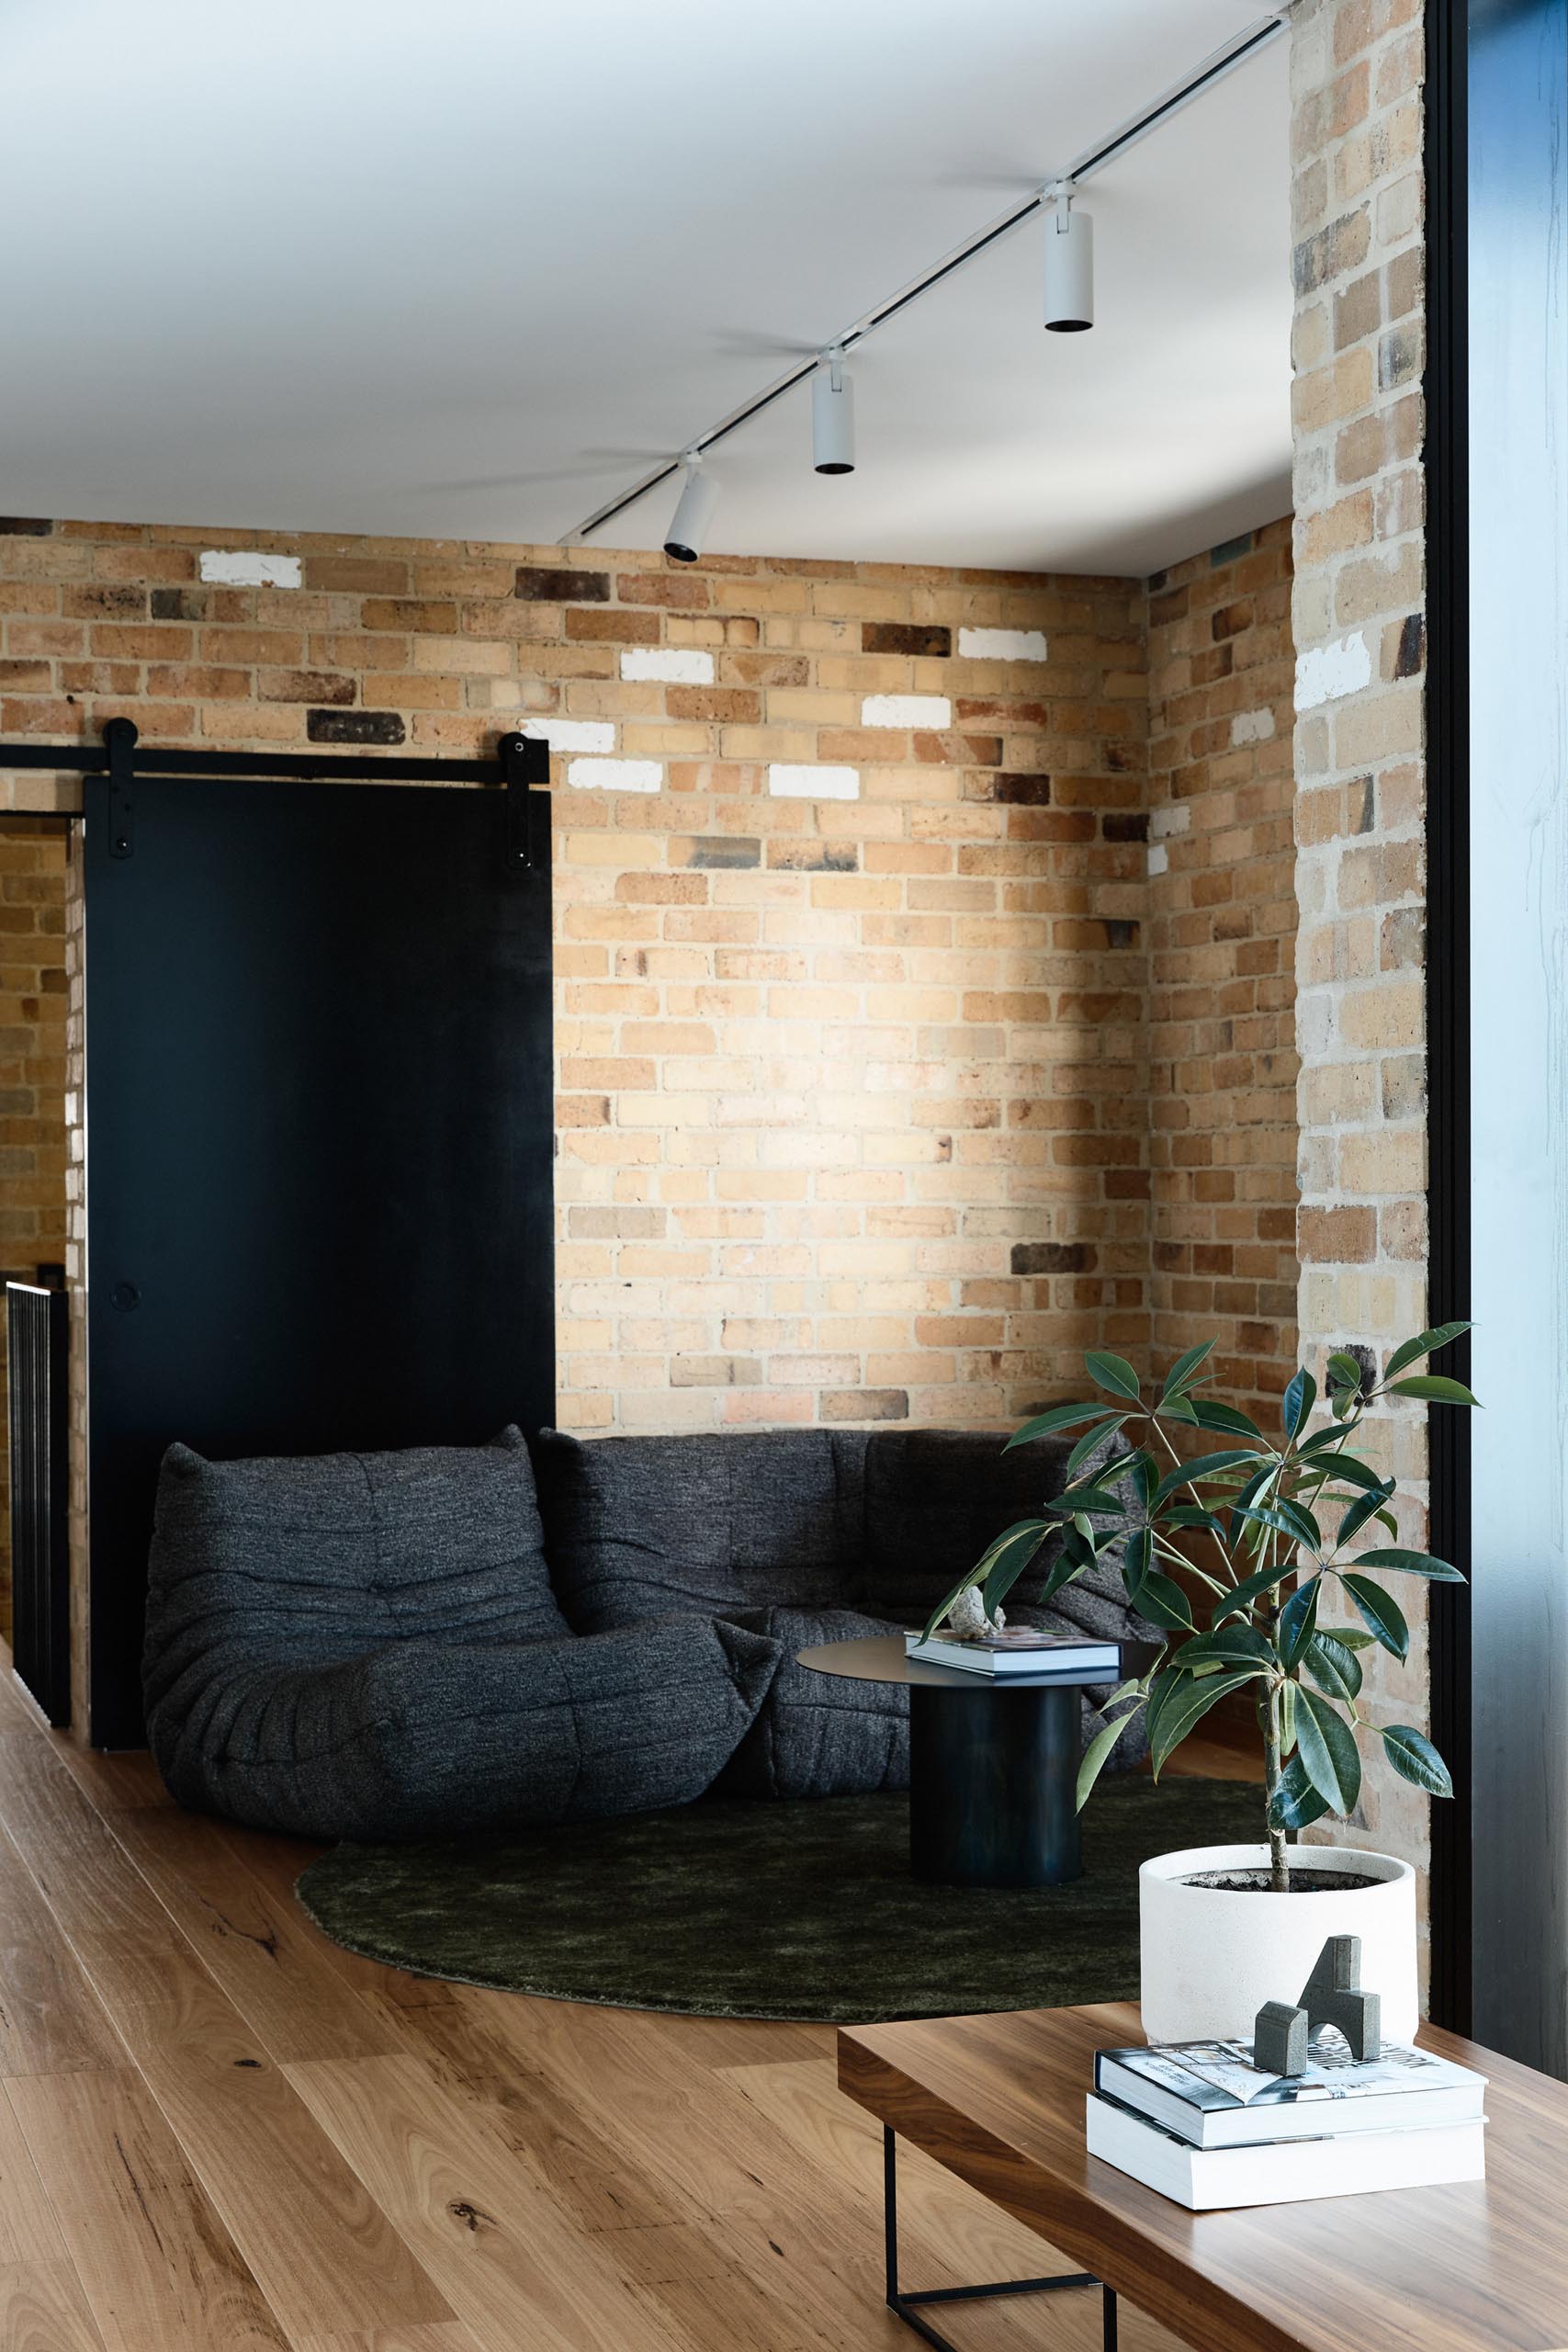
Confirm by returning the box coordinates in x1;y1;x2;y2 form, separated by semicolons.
112;1810;400;2064
286;2052;694;2352
0;1838;122;2079
5;2066;292;2352
0;1653;1211;2352
0;2262;108;2352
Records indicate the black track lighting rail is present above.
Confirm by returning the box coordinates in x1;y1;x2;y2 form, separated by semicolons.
565;7;1292;547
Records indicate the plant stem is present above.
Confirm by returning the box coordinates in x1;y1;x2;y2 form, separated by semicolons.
1262;1681;1290;1894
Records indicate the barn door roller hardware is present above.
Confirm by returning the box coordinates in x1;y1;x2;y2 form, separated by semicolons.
0;721;550;869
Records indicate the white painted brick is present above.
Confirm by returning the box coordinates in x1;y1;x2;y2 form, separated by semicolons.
768;763;860;801
1232;707;1277;745
523;718;615;754
1146;842;1169;877
861;695;952;729
1150;804;1191;840
956;627;1048;662
1294;631;1371;712
620;648;715;684
198;549;301;588
566;757;663;794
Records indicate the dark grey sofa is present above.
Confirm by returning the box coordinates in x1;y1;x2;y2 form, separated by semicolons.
142;1421;1153;1840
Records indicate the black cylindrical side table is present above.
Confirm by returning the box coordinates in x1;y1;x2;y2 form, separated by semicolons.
908;1679;1082;1887
796;1634;1159;1891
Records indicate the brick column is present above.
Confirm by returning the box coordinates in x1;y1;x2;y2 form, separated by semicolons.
1290;0;1431;1890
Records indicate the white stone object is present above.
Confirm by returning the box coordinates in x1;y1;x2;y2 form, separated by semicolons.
1139;1844;1418;2044
947;1586;1004;1639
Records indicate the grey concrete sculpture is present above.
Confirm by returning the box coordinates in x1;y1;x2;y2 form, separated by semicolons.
1252;1934;1382;2075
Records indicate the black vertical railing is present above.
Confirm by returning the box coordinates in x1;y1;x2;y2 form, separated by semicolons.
5;1282;70;1724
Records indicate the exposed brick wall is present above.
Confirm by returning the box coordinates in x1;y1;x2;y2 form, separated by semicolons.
0;520;1151;1442
1147;518;1299;1429
1290;0;1430;1893
0;820;68;1619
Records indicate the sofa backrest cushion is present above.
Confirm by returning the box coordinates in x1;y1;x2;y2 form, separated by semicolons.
858;1426;1087;1623
531;1428;868;1632
143;1426;567;1724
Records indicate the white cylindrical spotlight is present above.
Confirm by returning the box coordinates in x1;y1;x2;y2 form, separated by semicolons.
812;349;855;474
1043;190;1093;333
663;457;718;562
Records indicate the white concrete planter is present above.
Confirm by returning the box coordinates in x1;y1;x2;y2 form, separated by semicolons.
1139;1844;1418;2046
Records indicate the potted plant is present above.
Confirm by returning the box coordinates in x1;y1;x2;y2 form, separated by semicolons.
924;1325;1477;2042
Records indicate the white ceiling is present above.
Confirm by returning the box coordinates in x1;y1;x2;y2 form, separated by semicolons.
0;0;1292;576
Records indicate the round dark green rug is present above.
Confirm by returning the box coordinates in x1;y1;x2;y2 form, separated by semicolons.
297;1776;1262;2024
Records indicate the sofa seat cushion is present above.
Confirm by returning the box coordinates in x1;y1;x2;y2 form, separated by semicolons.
531;1428;869;1633
719;1607;908;1800
152;1615;781;1841
143;1427;569;1729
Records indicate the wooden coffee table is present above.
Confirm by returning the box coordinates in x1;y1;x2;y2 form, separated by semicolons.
840;2000;1561;2352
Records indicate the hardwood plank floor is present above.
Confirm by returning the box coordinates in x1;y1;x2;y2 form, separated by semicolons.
0;1668;1213;2351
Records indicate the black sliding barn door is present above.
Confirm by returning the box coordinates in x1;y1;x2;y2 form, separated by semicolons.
84;775;554;1747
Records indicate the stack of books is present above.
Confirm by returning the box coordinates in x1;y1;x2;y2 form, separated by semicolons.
903;1628;1119;1678
1086;2036;1487;2210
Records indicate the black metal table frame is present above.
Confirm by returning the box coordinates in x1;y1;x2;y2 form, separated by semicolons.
883;2125;1116;2352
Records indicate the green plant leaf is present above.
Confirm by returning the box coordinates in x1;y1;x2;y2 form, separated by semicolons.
1332;1626;1379;1650
1269;1749;1331;1833
1176;1625;1276;1670
1042;1485;1128;1521
1128;1449;1159;1511
1342;1572;1410;1660
1085;1351;1143;1403
1283;1368;1317;1442
1131;1569;1196;1634
1381;1724;1454;1797
1278;1576;1320;1668
1152;1450;1264;1509
979;1521;1054;1614
1325;1349;1366;1396
1064;1415;1128;1480
1388;1374;1481;1407
1189;1399;1266;1442
1384;1321;1472;1381
1164;1504;1226;1536
1295;1688;1362;1814
1075;1705;1145;1810
1148;1666;1264;1777
1304;1630;1363;1702
1159;1339;1216;1402
1336;1478;1396;1549
1159;1394;1200;1425
1213;1563;1294;1623
1296;1446;1389;1492
1232;1497;1323;1555
1003;1402;1109;1451
1352;1546;1466;1583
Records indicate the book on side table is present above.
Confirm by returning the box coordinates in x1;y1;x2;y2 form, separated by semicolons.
903;1629;1120;1677
1087;2037;1488;2211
